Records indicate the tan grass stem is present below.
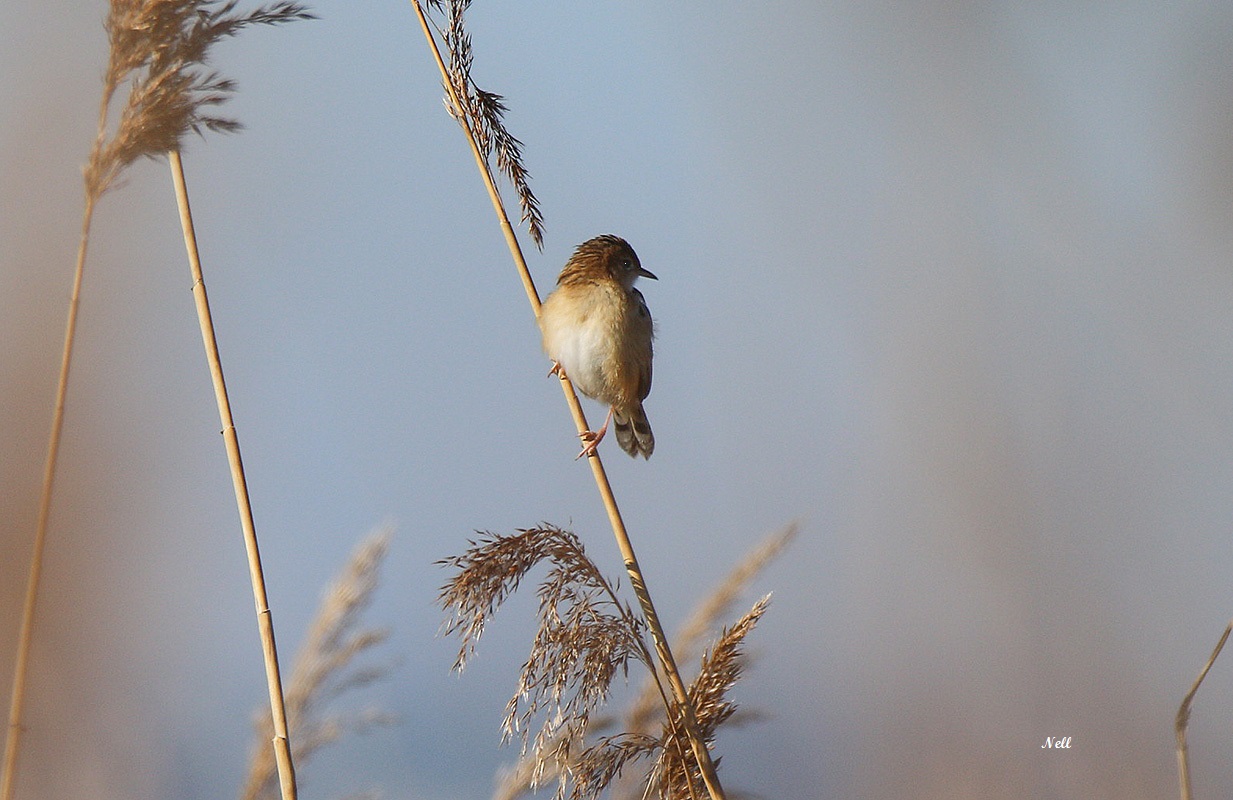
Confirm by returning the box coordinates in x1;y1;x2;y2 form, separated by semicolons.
0;192;99;800
408;4;727;798
2;65;123;796
1176;619;1232;800
167;149;298;800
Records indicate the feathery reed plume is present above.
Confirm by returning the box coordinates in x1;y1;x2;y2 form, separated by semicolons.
652;596;769;799
408;4;727;797
242;530;395;800
1176;619;1233;800
440;526;775;800
439;526;652;799
423;0;544;250
492;526;794;800
2;4;311;799
87;0;315;200
625;524;796;737
568;598;772;800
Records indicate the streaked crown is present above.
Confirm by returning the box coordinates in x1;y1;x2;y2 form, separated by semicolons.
557;234;657;288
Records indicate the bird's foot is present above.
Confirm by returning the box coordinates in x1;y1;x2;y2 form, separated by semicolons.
575;429;605;460
574;408;614;460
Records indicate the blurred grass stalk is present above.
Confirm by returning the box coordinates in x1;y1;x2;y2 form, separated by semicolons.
0;164;100;800
1176;619;1232;800
2;12;129;789
2;3;310;798
406;3;727;798
169;148;298;800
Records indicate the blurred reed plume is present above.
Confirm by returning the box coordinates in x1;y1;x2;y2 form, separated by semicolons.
422;0;544;250
242;530;396;800
87;0;316;200
439;525;787;800
3;3;311;799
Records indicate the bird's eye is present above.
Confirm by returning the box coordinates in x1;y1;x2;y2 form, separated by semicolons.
621;259;633;271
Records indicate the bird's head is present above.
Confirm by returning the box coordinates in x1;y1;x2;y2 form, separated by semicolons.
562;234;658;289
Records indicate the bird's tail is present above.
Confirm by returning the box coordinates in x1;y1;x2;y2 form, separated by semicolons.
614;404;654;459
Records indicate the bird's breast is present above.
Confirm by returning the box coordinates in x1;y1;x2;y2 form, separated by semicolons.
540;284;631;405
542;309;611;400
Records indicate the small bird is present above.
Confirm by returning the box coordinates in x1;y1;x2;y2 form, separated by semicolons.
540;235;656;459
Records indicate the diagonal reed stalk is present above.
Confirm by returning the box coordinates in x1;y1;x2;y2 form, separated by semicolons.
3;31;138;791
1176;619;1233;800
0;193;101;800
168;148;298;800
407;4;727;799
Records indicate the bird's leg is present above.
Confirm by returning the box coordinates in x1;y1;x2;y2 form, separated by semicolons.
576;407;614;460
548;361;609;459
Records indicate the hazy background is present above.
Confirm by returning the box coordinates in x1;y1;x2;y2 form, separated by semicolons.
4;2;1233;798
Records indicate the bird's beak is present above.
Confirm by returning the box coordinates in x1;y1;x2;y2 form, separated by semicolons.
638;266;658;280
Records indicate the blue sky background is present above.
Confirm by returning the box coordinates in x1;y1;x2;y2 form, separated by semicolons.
5;2;1233;798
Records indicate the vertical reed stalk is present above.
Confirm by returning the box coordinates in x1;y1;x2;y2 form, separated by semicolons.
0;192;99;800
167;149;297;800
407;4;727;798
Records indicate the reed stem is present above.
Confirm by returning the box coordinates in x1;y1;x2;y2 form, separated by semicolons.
1176;619;1233;800
0;188;99;800
168;149;298;800
408;4;727;798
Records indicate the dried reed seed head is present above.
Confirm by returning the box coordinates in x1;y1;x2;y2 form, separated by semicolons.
87;0;313;198
617;525;794;745
567;733;659;800
438;526;630;671
455;536;780;800
439;526;655;800
483;529;789;800
688;595;769;735
428;0;544;247
647;595;772;799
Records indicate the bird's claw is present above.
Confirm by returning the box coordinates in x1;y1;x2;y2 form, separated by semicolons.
572;408;613;460
575;430;602;459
